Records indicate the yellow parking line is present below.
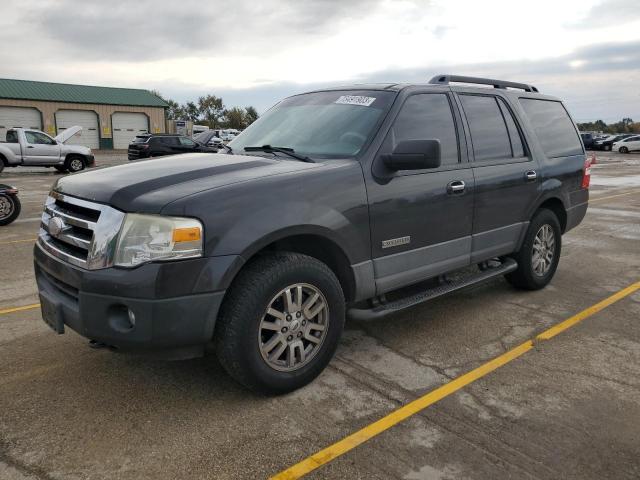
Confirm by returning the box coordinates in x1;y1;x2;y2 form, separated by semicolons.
0;238;36;246
0;303;40;315
271;280;640;480
590;190;639;204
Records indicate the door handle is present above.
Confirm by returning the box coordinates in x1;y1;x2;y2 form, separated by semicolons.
525;170;537;182
27;145;34;148
447;180;466;194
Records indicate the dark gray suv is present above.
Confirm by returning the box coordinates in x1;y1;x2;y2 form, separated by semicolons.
34;75;590;393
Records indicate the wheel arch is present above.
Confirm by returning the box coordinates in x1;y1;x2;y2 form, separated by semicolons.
535;197;567;233
234;228;358;303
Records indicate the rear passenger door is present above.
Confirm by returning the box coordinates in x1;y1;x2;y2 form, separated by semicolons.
455;92;537;263
367;92;474;294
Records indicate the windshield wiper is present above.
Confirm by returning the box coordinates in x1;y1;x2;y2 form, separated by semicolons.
244;145;314;163
219;143;233;153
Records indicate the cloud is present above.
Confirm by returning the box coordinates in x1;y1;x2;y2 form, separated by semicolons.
1;0;639;122
568;0;640;29
27;0;379;61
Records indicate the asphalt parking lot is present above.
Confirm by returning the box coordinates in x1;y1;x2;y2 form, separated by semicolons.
1;151;639;480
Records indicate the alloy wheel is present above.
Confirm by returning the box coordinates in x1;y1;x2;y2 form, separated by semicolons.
0;196;14;219
258;283;329;372
532;224;555;276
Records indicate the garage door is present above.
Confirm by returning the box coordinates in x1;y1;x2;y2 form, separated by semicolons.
55;110;100;149
0;106;42;141
112;113;148;149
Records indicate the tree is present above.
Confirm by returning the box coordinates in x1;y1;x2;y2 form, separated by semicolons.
184;102;200;123
198;95;225;128
244;106;259;126
224;107;247;129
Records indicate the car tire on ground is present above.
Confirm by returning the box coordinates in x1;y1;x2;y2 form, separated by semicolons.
619;147;628;154
0;193;21;226
65;156;85;173
505;208;562;290
604;145;612;151
214;252;345;394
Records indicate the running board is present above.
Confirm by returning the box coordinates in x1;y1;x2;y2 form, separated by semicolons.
348;258;518;321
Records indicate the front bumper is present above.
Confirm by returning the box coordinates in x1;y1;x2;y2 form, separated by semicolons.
34;244;241;358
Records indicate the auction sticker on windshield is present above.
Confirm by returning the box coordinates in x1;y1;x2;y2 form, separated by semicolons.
335;95;376;107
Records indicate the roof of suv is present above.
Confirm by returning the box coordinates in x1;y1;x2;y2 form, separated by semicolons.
303;75;558;101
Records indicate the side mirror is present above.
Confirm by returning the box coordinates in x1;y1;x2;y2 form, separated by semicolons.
382;139;441;171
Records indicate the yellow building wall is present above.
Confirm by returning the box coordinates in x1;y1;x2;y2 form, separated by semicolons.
0;98;165;148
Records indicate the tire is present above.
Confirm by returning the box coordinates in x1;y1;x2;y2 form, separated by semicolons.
65;156;85;173
0;194;21;226
505;209;562;290
0;160;4;174
215;252;345;394
54;166;68;173
619;147;628;154
604;144;612;151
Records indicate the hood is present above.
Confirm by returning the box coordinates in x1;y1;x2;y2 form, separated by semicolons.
54;153;323;213
54;125;82;144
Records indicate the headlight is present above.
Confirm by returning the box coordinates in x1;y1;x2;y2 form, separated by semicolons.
114;214;203;267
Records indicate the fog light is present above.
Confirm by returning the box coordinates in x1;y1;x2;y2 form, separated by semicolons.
108;305;136;333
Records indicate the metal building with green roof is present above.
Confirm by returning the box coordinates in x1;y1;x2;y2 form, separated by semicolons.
0;78;169;150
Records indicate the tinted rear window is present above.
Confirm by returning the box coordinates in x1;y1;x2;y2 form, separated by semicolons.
519;99;583;158
459;94;512;161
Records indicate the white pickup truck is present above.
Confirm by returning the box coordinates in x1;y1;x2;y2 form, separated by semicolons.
0;127;95;174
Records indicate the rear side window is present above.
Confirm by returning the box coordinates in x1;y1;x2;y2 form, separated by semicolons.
179;137;196;146
392;93;459;165
519;98;583;158
459;95;512;161
6;131;18;143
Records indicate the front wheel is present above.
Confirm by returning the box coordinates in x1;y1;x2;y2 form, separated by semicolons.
0;194;21;226
505;209;562;290
215;252;345;394
619;147;629;154
65;156;85;173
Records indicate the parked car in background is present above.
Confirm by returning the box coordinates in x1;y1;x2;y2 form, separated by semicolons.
220;129;240;141
127;133;219;160
580;132;595;149
193;130;224;148
0;127;94;173
593;133;634;151
35;75;590;394
192;125;210;135
612;135;640;153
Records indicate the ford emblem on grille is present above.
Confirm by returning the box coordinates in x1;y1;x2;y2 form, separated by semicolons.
48;217;66;236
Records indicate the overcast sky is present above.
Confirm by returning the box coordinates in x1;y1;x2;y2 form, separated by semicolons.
2;0;639;122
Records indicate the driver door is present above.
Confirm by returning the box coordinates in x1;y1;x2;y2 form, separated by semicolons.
366;92;475;294
22;131;61;165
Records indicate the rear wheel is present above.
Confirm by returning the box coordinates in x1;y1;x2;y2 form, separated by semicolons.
604;144;612;151
215;252;345;394
505;209;561;290
619;146;629;154
65;156;85;173
0;194;21;226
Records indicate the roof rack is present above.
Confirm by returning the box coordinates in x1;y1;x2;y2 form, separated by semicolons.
428;74;539;93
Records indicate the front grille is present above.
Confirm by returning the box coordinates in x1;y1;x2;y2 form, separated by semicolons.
38;191;126;270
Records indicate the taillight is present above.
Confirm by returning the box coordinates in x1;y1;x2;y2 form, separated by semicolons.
581;155;594;189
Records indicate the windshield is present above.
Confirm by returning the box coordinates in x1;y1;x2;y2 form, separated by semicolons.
229;90;396;158
133;136;150;143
